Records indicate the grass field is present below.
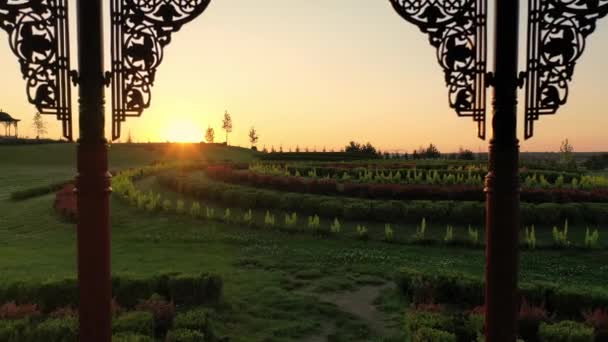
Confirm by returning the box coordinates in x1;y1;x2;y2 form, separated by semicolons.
1;143;608;341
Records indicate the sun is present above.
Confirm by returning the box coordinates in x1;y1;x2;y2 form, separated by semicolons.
164;121;202;143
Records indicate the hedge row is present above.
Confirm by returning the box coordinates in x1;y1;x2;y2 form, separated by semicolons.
404;309;596;342
207;167;608;203
0;308;214;342
395;267;608;319
9;180;72;201
259;152;380;161
0;273;223;313
157;170;608;225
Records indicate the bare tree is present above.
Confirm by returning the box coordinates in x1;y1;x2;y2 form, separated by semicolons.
205;126;215;143
32;112;47;139
248;126;259;149
222;110;233;145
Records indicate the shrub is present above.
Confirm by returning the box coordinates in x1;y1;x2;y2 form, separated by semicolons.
405;310;454;338
467;225;480;247
0;319;30;342
112;333;155;341
412;218;427;242
31;317;78;341
172;309;213;339
583;308;608;339
538;321;593;342
518;299;548;342
175;200;186;214
356;225;369;240
264;211;276;229
49;306;77;319
283;212;298;231
242;209;253;226
552;220;570;248
524;225;537;249
584;228;599;249
223;208;232;222
205;207;215;220
165;329;205;342
0;302;40;319
189;202;201;218
444;225;454;244
135;294;175;336
330;218;341;234
384;224;394;242
413;327;457;342
167;273;223;306
162;199;172;212
307;215;320;232
112;311;154;336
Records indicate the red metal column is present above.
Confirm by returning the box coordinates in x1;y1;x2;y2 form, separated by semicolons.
484;0;521;341
75;0;111;341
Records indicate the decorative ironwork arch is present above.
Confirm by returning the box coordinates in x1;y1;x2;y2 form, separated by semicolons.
0;0;73;140
110;0;211;140
524;0;608;139
390;0;488;139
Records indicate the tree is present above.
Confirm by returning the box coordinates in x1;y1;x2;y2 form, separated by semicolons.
205;126;215;143
221;110;233;145
457;147;475;160
424;143;441;159
32;112;47;139
248;127;259;150
559;138;575;169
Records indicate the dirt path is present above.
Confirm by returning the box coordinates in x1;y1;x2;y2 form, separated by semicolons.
302;283;397;341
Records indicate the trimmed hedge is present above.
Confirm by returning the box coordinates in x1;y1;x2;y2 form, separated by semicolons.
395;267;608;319
207;166;608;203
166;328;206;341
112;311;155;336
539;321;594;342
10;180;72;201
156;170;608;225
0;273;223;313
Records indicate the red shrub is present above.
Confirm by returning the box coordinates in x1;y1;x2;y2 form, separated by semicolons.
414;302;444;313
135;296;175;333
54;183;77;222
0;302;41;319
49;306;77;318
583;308;608;334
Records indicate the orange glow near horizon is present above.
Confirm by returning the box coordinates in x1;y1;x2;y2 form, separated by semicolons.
163;121;202;143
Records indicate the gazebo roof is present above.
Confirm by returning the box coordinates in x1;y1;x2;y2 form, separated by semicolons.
0;110;20;123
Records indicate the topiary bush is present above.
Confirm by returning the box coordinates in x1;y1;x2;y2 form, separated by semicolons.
165;328;205;342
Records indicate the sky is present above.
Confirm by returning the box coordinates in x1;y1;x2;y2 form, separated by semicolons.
1;0;608;152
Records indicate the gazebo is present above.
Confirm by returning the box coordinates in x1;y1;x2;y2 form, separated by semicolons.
0;110;20;137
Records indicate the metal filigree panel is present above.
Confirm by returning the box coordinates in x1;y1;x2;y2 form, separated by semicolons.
390;0;487;139
524;0;608;139
0;0;73;140
110;0;211;140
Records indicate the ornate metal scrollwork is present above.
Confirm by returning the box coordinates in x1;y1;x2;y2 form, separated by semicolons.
0;0;73;140
390;0;488;139
110;0;211;140
524;0;608;139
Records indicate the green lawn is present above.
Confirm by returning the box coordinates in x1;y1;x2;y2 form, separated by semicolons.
1;143;608;341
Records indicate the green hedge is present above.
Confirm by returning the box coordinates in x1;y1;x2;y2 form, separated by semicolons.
0;317;78;342
539;321;594;342
113;311;155;336
395;267;608;319
0;273;223;313
156;170;608;225
10;181;72;201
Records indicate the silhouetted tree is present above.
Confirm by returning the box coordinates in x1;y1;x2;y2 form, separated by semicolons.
205;126;215;143
248;127;259;150
222;110;233;145
457;147;475;160
32;112;47;139
559;138;576;169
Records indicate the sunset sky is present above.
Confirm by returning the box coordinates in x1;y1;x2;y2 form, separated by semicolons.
1;0;607;152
